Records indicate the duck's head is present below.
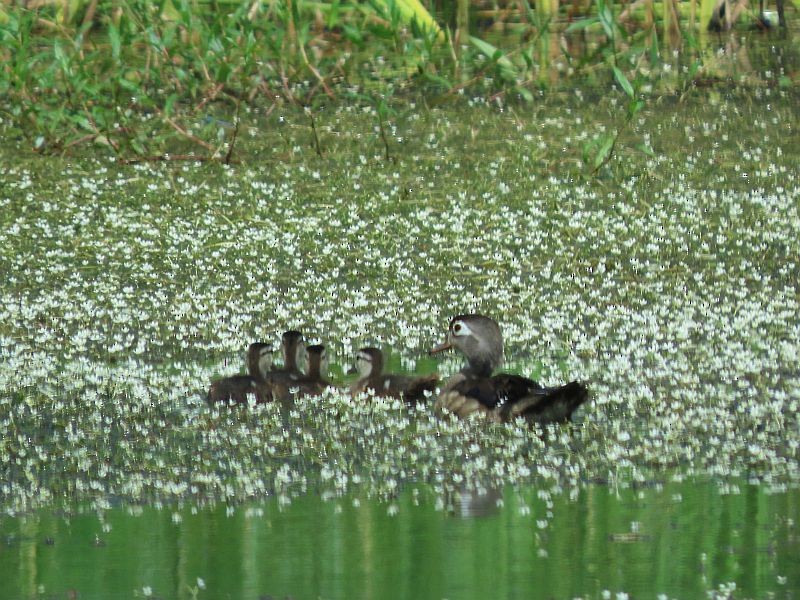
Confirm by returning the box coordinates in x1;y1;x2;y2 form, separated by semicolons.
429;314;503;376
281;330;306;370
306;344;328;377
247;342;274;377
354;347;383;379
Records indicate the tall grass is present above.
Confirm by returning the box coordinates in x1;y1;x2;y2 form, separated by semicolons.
0;0;793;167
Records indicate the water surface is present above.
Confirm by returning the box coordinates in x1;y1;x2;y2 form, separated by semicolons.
2;480;797;599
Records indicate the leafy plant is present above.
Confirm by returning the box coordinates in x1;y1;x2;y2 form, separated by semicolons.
0;0;789;162
564;0;659;174
582;67;649;173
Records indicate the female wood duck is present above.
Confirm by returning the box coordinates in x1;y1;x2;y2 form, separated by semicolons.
350;347;438;405
429;314;588;424
267;330;307;401
207;342;274;405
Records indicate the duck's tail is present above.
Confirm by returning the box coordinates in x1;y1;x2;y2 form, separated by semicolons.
502;381;589;424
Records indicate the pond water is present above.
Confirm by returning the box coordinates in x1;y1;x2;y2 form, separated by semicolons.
2;481;798;599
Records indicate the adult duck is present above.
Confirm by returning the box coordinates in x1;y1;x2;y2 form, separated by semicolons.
429;314;588;424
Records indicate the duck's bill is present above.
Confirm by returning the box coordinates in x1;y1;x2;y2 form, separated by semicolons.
346;366;357;375
428;340;452;356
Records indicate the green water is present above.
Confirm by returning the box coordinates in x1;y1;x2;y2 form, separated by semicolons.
2;481;798;600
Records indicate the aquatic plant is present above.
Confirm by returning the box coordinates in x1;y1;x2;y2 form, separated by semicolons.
0;94;798;516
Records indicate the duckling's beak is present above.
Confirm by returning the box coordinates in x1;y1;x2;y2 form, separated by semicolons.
346;366;357;375
428;340;452;356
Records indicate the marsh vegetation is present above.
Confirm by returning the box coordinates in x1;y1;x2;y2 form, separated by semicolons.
1;1;799;598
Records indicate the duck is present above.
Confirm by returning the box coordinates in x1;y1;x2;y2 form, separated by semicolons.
284;344;333;397
429;314;588;424
267;330;307;401
207;342;274;405
350;347;438;405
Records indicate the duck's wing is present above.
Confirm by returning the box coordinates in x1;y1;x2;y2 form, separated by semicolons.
499;381;589;424
434;373;536;420
490;374;543;407
435;390;500;421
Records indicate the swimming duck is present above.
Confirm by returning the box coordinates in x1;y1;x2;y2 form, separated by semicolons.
350;347;438;405
285;344;333;397
267;330;307;401
429;314;588;424
207;342;273;405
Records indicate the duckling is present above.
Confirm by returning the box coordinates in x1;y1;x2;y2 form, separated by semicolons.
207;342;273;405
350;347;438;405
429;314;588;424
284;344;333;398
267;330;307;401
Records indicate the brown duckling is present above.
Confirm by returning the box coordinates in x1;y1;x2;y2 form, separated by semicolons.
207;342;273;405
429;314;588;424
350;347;438;405
267;330;307;401
285;344;333;398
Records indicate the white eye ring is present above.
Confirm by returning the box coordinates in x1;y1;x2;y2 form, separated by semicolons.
451;320;472;337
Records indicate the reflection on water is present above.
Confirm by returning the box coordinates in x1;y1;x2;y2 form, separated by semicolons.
1;480;798;600
452;487;504;518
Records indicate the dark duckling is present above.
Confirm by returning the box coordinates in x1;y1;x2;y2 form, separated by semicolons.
429;314;588;424
350;347;438;405
285;344;333;398
208;342;273;405
267;330;307;401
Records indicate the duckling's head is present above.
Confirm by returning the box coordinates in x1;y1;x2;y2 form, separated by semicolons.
355;347;383;379
306;344;328;377
282;330;305;370
430;314;503;376
247;342;274;377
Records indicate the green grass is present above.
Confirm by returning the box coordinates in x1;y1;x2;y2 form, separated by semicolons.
2;1;796;164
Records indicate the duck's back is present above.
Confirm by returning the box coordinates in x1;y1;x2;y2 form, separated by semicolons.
499;380;588;424
353;373;438;404
437;372;587;424
464;373;543;409
266;368;305;401
208;375;271;405
435;371;535;420
288;376;332;398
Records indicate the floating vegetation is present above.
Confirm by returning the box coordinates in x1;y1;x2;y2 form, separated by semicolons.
1;92;799;520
